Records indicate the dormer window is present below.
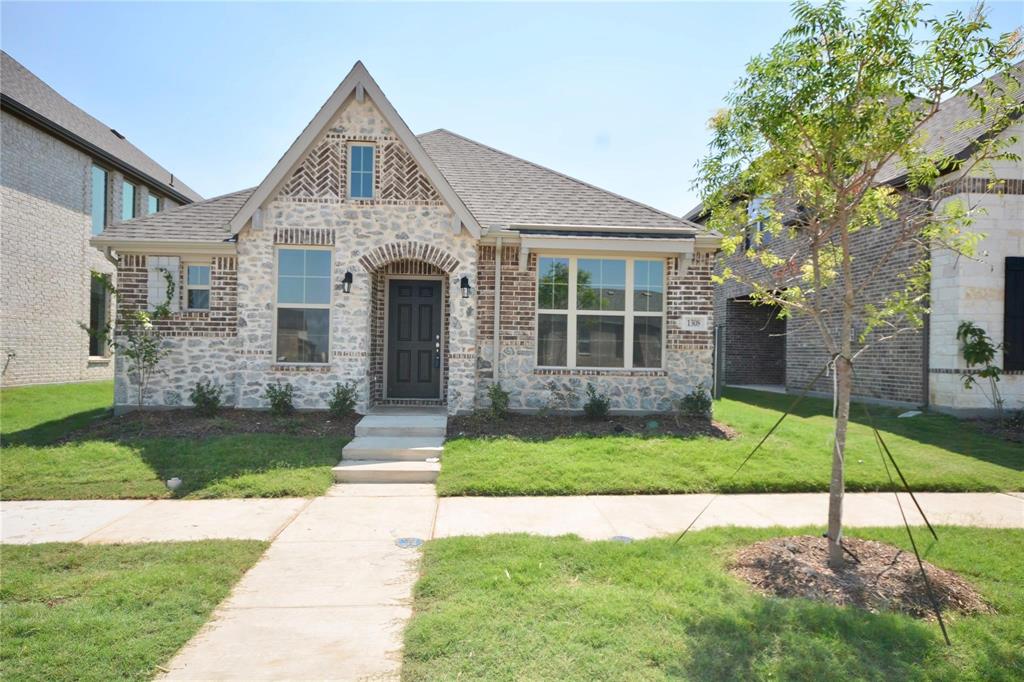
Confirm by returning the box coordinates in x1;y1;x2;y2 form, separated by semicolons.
349;144;375;199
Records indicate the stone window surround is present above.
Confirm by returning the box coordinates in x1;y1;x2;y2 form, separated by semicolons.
273;244;334;365
535;253;667;370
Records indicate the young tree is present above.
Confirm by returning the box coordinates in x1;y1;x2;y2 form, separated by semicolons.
697;0;1021;568
86;269;177;408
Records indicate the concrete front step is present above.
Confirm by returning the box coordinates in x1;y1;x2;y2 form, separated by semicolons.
342;436;444;462
332;460;441;484
355;415;447;438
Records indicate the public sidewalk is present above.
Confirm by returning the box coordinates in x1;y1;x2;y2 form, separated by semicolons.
3;491;1022;545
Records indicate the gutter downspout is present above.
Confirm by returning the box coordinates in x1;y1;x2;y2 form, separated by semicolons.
493;237;502;384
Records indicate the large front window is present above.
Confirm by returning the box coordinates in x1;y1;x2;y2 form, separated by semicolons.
536;256;664;369
275;248;332;363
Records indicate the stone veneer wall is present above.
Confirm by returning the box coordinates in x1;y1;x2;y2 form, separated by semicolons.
476;245;716;412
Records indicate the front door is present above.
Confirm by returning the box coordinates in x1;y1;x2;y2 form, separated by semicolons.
387;279;442;399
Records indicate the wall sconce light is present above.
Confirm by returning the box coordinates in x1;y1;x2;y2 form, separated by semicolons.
460;276;472;299
341;271;353;294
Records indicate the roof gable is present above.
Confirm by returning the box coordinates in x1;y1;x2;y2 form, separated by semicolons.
229;62;480;237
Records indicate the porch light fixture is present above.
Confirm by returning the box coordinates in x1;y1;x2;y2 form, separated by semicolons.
460;275;472;299
341;271;353;294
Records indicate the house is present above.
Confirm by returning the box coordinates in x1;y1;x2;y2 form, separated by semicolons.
0;51;201;387
92;62;720;415
689;66;1024;415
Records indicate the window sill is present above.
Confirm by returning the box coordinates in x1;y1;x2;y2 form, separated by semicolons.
87;356;112;366
533;367;667;377
271;363;332;373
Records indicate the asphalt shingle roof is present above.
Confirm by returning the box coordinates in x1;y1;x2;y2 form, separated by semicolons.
1;51;202;203
96;188;253;242
418;129;700;231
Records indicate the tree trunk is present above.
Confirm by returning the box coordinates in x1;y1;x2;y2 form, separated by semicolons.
827;355;852;569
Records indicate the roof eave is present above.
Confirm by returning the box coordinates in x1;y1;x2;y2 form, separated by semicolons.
1;94;198;205
90;236;237;254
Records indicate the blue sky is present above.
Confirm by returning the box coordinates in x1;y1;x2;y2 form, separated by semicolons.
3;2;1020;215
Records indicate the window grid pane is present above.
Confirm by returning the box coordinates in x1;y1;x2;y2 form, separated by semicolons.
187;266;210;286
276;308;330;363
147;194;160;214
632;317;663;368
187;289;210;310
277;249;332;304
91;166;107;235
122;182;136;220
577;258;626;311
350;145;374;199
537;257;569;310
537;314;568;366
576;315;625;367
634;260;664;312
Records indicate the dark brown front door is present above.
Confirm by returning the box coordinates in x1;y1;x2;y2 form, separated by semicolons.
387;279;442;399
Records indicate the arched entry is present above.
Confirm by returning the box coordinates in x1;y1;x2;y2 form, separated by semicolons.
360;242;458;406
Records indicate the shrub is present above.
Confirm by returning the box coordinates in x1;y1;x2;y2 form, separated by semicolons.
678;385;713;420
328;381;358;418
582;383;610;421
488;382;510;418
188;379;223;417
264;382;295;416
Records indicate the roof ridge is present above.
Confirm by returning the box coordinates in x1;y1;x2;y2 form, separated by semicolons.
420;128;700;229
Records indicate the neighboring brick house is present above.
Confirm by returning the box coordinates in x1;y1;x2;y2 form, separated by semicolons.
93;62;720;414
0;51;201;387
688;68;1024;415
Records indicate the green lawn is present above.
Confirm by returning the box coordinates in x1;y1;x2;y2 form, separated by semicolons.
438;388;1023;496
1;540;266;682
403;527;1024;680
1;382;343;500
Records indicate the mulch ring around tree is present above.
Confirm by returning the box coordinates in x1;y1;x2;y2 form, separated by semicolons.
729;535;992;620
60;409;360;442
448;412;737;440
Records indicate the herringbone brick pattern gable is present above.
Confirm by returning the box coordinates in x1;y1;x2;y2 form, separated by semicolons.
280;119;442;204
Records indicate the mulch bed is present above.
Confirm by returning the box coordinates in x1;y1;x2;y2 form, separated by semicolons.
730;535;992;620
971;418;1024;444
448;412;736;440
59;409;359;442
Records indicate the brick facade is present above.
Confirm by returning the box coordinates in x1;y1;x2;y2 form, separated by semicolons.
723;298;786;385
114;254;238;337
714;193;929;404
0;112;115;386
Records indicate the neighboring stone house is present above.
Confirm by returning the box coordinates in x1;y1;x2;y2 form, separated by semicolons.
0;51;201;387
93;62;720;414
688;68;1024;415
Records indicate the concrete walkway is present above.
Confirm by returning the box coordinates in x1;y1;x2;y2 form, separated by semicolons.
160;484;436;681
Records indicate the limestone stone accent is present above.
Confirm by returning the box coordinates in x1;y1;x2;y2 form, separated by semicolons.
928;122;1024;414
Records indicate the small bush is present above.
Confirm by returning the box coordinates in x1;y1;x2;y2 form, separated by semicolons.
488;382;510;418
582;383;610;421
264;382;295;416
328;381;358;418
189;379;224;417
678;385;713;420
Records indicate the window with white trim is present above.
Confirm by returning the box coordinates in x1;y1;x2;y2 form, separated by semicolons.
348;144;375;199
275;248;332;363
536;256;665;369
185;264;211;311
